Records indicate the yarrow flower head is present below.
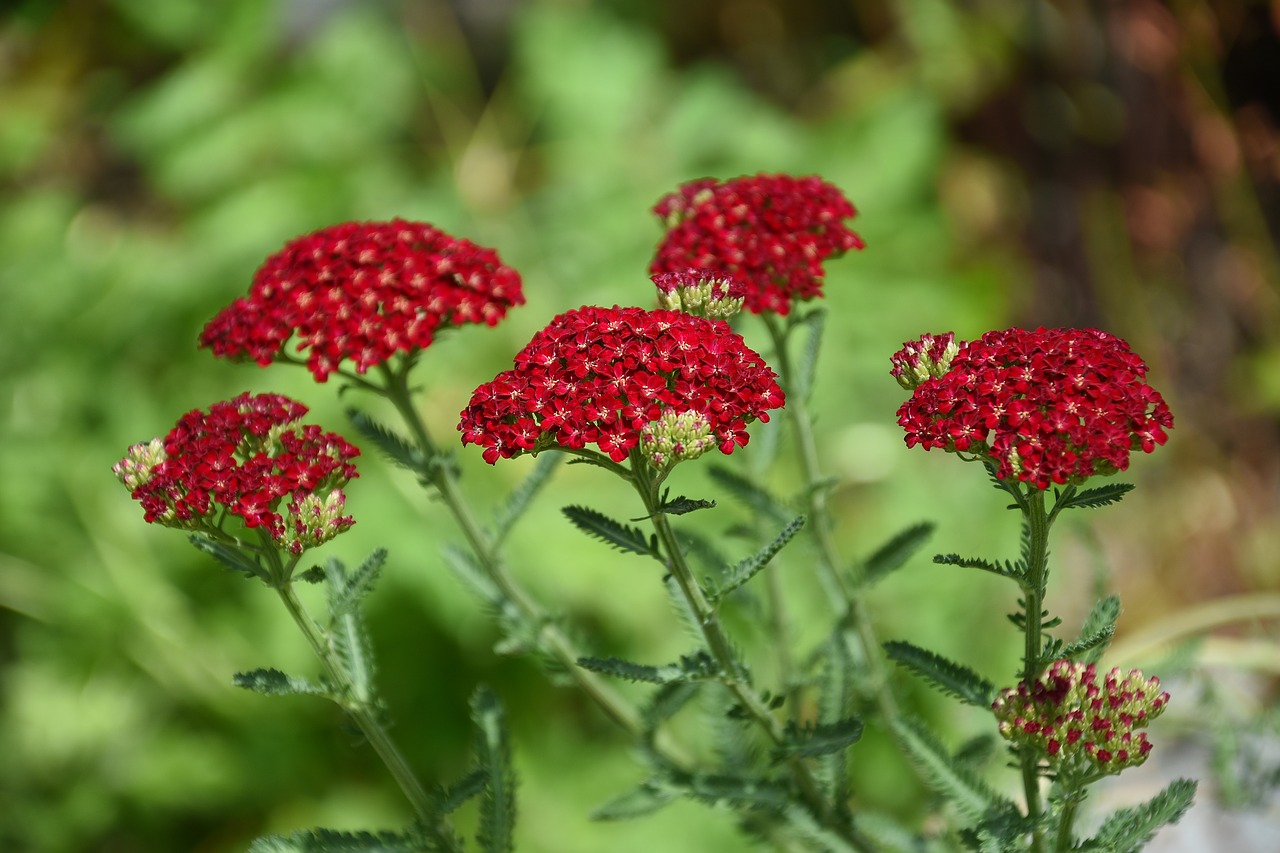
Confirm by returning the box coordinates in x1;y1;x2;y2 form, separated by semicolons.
652;270;746;320
993;660;1169;776
113;393;360;555
649;174;864;315
893;327;1173;488
458;305;784;465
200;220;524;382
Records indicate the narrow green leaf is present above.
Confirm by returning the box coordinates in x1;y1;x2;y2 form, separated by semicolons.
641;681;702;731
663;769;790;811
1057;482;1134;511
706;464;792;523
233;668;335;701
793;307;826;403
324;558;377;707
346;408;423;473
248;827;425;853
441;544;502;605
471;686;517;853
188;534;265;581
491;453;561;545
577;651;719;685
773;716;864;761
884;641;996;707
434;767;487;816
591;782;678;820
1066;594;1121;665
933;553;1023;580
1085;778;1197;853
711;516;806;603
861;522;936;587
561;505;656;558
815;631;857;812
652;495;717;517
328;549;387;618
781;804;863;853
890;716;1010;821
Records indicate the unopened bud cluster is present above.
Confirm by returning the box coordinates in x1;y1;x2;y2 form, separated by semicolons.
640;410;717;469
889;332;958;390
993;660;1169;776
652;271;746;320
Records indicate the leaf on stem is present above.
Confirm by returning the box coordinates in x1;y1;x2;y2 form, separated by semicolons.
792;306;826;403
233;668;336;701
491;453;561;544
883;641;996;707
561;505;658;558
433;767;488;816
640;680;702;731
1082;778;1197;853
890;716;1012;822
1056;482;1135;512
591;782;679;820
708;516;806;604
577;650;720;685
859;522;936;587
471;686;517;853
1063;594;1121;665
327;548;387;618
345;408;424;473
188;534;265;581
707;464;793;524
323;557;378;707
247;828;427;853
650;494;718;517
932;553;1024;581
772;716;864;761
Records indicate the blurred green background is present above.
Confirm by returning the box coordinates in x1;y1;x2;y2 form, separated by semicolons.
3;0;1278;850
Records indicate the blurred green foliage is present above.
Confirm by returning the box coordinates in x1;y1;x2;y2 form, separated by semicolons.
2;0;1272;850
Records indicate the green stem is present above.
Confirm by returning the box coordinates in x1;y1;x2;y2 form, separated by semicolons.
1020;487;1052;853
274;580;460;851
632;459;877;853
376;364;652;742
761;314;898;720
1053;791;1084;853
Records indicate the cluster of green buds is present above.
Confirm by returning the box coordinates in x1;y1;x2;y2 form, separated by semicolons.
640;409;718;470
889;332;959;390
652;271;746;320
993;660;1170;777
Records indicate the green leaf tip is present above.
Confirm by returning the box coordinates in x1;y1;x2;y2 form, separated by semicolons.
1084;778;1197;852
774;716;864;761
710;515;806;603
861;521;936;586
561;504;658;558
248;827;425;853
884;641;996;707
1056;482;1135;512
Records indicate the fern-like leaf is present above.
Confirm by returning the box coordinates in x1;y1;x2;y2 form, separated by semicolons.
345;408;423;473
933;553;1024;580
1082;778;1197;852
328;549;387;618
188;534;265;581
440;544;501;605
248;828;426;853
890;716;1011;821
471;686;517;853
324;557;377;707
793;307;826;403
773;716;864;761
653;494;717;517
577;651;719;685
561;505;657;558
233;668;336;701
706;464;792;523
591;782;679;820
1064;594;1121;665
710;516;805;603
884;641;996;707
1056;482;1134;511
433;767;487;816
861;522;936;587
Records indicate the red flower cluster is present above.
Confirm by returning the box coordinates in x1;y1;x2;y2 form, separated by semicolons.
459;305;785;464
200;220;524;381
113;393;360;554
649;174;864;315
894;327;1173;488
993;660;1169;774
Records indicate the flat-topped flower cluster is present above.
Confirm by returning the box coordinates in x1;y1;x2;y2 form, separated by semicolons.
113;393;360;555
458;305;785;464
993;660;1170;775
650;173;864;315
893;327;1173;488
200;219;524;381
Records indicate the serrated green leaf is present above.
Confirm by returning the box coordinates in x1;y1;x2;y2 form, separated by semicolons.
434;767;487;816
233;668;336;701
652;495;717;517
884;641;996;707
641;680;702;731
441;544;501;605
188;534;265;581
793;307;826;403
890;716;1011;821
815;631;857;813
247;827;426;853
577;651;719;684
711;516;805;603
773;716;864;761
471;686;517;853
346;408;423;473
561;505;657;558
861;522;936;586
706;464;792;523
591;781;679;820
1066;594;1121;665
324;558;377;707
662;769;790;811
1084;778;1197;853
328;549;387;618
1057;482;1134;511
933;553;1023;580
491;453;561;545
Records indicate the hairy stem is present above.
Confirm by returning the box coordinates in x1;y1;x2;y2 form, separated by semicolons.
1020;487;1052;853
